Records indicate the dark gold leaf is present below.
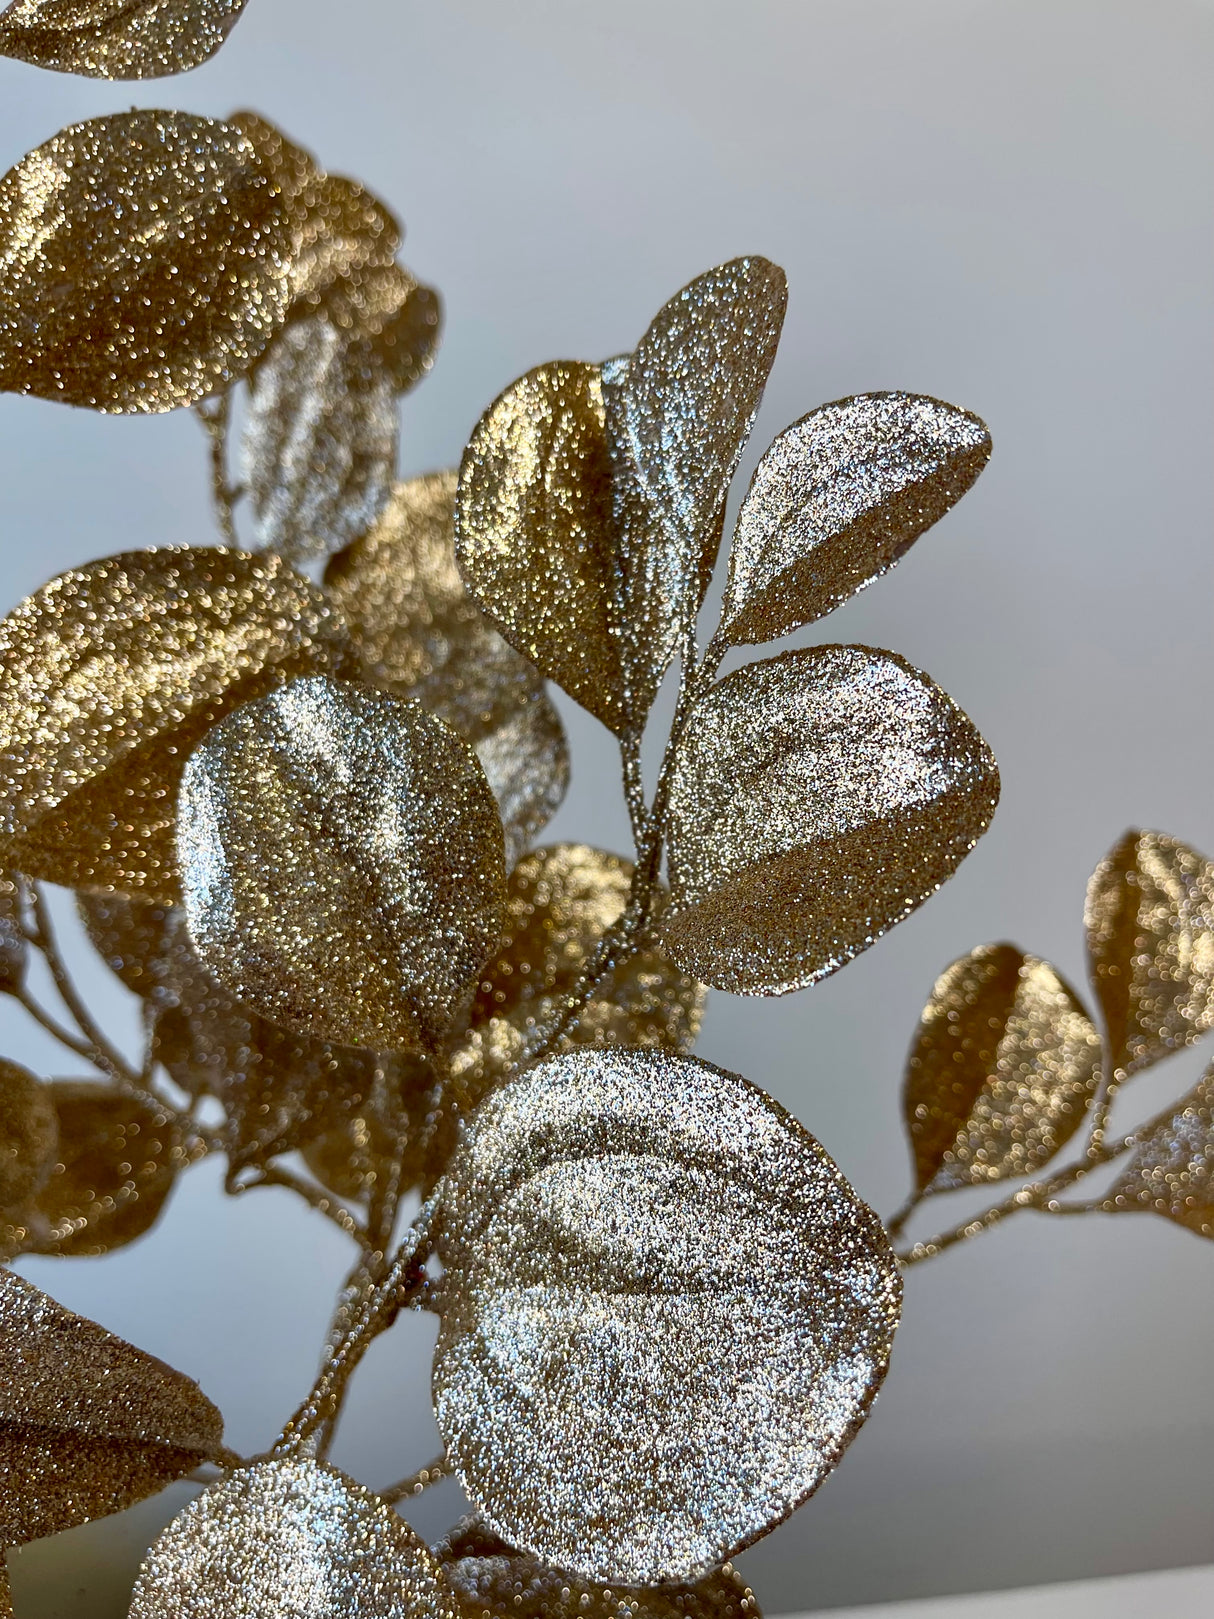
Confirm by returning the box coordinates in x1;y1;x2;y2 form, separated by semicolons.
0;871;25;992
721;392;992;645
0;1058;57;1214
1085;829;1214;1078
903;944;1101;1195
0;1268;223;1544
78;891;176;1000
659;646;1000;995
129;1457;449;1618
0;0;247;78
0;111;294;412
179;675;507;1053
0;548;353;901
434;1047;901;1586
1105;1060;1214;1238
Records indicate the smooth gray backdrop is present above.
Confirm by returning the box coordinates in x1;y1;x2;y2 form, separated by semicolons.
2;2;1212;1613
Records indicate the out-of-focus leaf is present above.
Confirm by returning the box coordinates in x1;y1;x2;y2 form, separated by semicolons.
326;472;569;867
0;548;353;902
179;675;506;1053
1085;829;1214;1078
658;646;1000;995
0;0;249;78
903;943;1101;1195
0;111;294;412
434;1516;762;1619
129;1456;448;1618
434;1047;901;1586
0;871;24;992
721;392;992;645
0;1057;57;1214
78;891;176;1001
0;1268;223;1544
301;1051;436;1203
1105;1060;1214;1238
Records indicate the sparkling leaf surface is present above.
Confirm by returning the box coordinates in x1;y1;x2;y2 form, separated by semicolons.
0;548;353;901
0;111;293;411
434;1047;901;1586
78;891;176;1000
0;1268;222;1544
179;675;507;1052
721;392;991;644
659;646;999;994
1085;829;1214;1078
1106;1060;1214;1238
0;1058;57;1214
0;0;248;78
903;943;1101;1195
129;1456;447;1618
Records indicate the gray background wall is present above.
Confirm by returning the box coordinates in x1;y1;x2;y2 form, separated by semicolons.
2;2;1213;1613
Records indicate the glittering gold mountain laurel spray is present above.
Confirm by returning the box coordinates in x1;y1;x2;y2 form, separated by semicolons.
0;8;1210;1617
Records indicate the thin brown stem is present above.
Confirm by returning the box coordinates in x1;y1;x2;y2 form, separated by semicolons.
620;730;649;852
885;1191;922;1243
233;1165;371;1250
195;392;241;546
379;1453;451;1506
29;884;138;1085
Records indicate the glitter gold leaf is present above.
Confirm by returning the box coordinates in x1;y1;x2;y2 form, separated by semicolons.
0;1;249;79
721;392;992;645
179;674;507;1053
0;872;25;992
1085;829;1214;1078
659;646;1000;995
129;1456;450;1618
327;472;569;866
433;1047;901;1586
1104;1060;1214;1238
0;111;295;412
301;1061;434;1205
0;548;353;902
903;943;1101;1195
0;1268;224;1544
78;891;176;1000
0;1058;58;1215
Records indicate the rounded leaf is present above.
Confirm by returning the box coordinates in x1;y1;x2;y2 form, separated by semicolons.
659;646;1000;994
78;891;176;999
0;0;249;78
433;1047;901;1586
0;111;294;412
1105;1060;1214;1238
0;1057;57;1212
722;392;992;644
903;944;1101;1195
130;1456;448;1618
178;674;507;1052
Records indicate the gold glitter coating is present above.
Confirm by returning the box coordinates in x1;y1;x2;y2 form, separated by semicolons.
721;392;992;645
0;1058;58;1213
1106;1059;1214;1238
903;943;1101;1195
0;547;353;901
178;674;507;1052
435;1516;762;1619
1085;829;1214;1078
129;1456;450;1618
0;1268;223;1544
0;0;248;78
326;473;569;867
78;890;175;999
433;1047;901;1586
659;646;1000;995
0;871;25;991
0;111;294;412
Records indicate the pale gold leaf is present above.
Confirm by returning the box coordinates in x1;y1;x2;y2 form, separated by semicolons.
0;548;353;901
129;1457;449;1618
659;646;999;994
721;392;992;645
0;0;248;78
78;891;176;999
434;1047;901;1586
1106;1060;1214;1238
178;675;507;1053
1085;829;1214;1077
0;1058;57;1214
0;871;24;992
903;944;1101;1195
0;1268;223;1544
0;111;294;412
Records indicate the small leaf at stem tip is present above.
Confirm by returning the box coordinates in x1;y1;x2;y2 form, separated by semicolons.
1105;1059;1214;1238
0;0;250;78
721;392;992;645
658;645;1000;996
129;1457;451;1618
178;674;507;1053
1085;829;1214;1079
0;1057;58;1215
433;1047;901;1586
0;1268;224;1546
903;943;1102;1196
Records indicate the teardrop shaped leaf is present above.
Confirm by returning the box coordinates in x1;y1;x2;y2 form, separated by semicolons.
0;871;25;992
0;111;295;412
903;944;1101;1195
1085;829;1214;1078
0;548;353;901
1105;1060;1214;1238
433;1047;901;1586
130;1456;447;1618
78;891;176;999
179;674;507;1052
0;0;249;78
0;1058;57;1214
658;646;1000;994
721;392;992;645
0;1268;223;1544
